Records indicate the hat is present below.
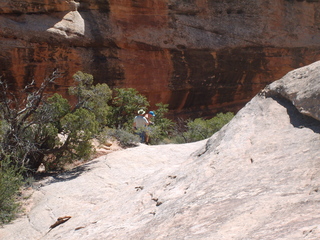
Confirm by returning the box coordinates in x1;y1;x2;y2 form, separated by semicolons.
149;111;156;116
138;109;145;115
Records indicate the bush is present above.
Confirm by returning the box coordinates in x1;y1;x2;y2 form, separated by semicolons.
0;71;112;172
107;88;149;130
0;156;23;225
172;112;234;143
0;71;61;170
69;71;112;128
147;103;174;144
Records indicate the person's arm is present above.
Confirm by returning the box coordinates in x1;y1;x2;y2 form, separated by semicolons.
144;114;149;124
133;117;137;129
147;114;154;125
144;117;149;126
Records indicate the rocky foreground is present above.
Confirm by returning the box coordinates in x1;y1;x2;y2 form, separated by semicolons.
1;61;320;239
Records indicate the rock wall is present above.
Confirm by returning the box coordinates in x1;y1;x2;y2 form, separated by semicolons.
1;0;320;117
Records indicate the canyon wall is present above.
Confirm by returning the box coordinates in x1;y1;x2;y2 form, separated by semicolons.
0;0;320;117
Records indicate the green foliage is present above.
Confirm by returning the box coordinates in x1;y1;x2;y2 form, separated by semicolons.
69;71;112;127
173;112;234;143
147;103;174;144
33;93;70;150
108;88;149;130
0;72;59;169
0;71;112;172
0;120;7;141
41;93;70;127
58;108;98;165
0;156;23;225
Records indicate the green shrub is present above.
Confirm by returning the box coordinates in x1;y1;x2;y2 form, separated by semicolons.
0;71;111;171
56;108;99;167
0;72;61;170
172;112;234;143
107;88;149;130
69;71;112;128
147;103;174;144
0;156;23;225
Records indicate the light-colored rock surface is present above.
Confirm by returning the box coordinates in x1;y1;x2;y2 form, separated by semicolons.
1;61;320;239
266;61;320;121
47;10;85;38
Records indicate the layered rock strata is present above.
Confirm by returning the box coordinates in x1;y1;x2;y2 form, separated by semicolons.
0;0;320;117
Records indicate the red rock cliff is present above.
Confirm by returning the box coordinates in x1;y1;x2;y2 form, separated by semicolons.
1;0;320;118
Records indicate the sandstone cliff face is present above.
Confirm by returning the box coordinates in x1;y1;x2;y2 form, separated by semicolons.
0;0;320;117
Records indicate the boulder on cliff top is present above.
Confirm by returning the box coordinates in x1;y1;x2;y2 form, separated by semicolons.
1;61;320;239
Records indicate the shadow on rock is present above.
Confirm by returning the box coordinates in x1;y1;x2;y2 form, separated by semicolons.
34;162;93;185
272;96;320;133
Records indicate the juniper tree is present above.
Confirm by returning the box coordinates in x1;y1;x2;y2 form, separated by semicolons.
0;71;112;171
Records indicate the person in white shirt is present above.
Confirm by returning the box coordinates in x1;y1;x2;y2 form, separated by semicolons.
133;109;149;143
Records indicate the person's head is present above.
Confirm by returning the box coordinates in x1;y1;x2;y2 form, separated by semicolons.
138;109;145;115
149;111;156;117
